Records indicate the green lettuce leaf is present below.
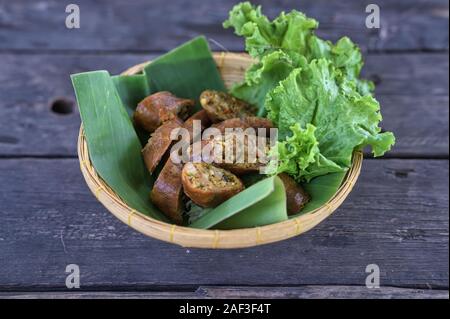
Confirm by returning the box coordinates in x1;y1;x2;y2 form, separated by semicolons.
224;2;373;112
266;59;395;181
266;123;345;182
231;50;300;116
309;36;374;96
266;123;321;178
223;1;317;59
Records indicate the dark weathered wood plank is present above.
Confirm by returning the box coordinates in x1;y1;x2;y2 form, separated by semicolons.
0;53;447;157
198;286;450;299
0;158;447;289
0;53;147;157
0;286;448;299
375;95;448;158
0;0;448;52
0;291;199;299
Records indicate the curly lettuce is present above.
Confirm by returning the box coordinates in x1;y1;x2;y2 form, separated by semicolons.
266;60;395;181
223;2;394;182
224;1;373;113
231;50;301;116
223;1;317;59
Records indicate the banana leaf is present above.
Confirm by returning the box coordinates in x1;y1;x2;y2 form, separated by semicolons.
71;71;168;222
143;36;226;110
237;171;347;218
215;176;287;229
112;74;149;116
112;74;150;146
189;176;287;229
291;171;348;217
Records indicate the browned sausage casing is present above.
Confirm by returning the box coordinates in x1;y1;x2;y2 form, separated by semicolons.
142;118;183;174
134;91;194;132
181;162;244;208
150;160;184;224
211;117;273;135
278;173;310;215
242;117;274;132
211;118;251;133
200;90;256;123
183;110;211;143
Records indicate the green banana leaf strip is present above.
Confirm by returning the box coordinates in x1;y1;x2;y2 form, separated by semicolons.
189;176;287;229
112;74;149;116
112;74;150;146
215;176;287;229
143;36;226;110
71;71;168;222
290;170;347;217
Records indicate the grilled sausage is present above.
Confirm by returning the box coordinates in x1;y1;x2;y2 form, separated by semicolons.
183;110;211;143
134;91;194;132
142;118;183;174
150;160;184;224
278;173;310;215
200;90;256;123
211;118;251;133
200;133;270;175
242;117;274;132
181;162;244;207
217;133;263;174
211;117;273;135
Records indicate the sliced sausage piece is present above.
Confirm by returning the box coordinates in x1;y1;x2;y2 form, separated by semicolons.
211;117;273;135
219;162;262;175
134;91;194;132
242;117;274;132
211;118;251;133
181;162;244;208
142;118;183;174
278;173;310;215
217;132;262;174
201;134;270;175
200;90;256;123
150;160;184;224
183;110;211;143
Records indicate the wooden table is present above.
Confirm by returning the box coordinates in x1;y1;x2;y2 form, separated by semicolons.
0;0;448;299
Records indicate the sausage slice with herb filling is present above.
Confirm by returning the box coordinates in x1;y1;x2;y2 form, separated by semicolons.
200;90;256;123
134;91;194;132
142;118;183;174
278;173;310;215
201;133;270;175
181;162;244;208
150;160;184;224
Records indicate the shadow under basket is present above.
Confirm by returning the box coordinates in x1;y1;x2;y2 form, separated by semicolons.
77;52;363;249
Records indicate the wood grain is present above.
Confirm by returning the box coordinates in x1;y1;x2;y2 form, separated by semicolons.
0;286;448;299
198;286;450;299
0;0;448;52
0;53;447;157
0;158;447;289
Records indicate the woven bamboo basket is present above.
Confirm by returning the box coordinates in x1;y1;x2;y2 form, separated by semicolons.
77;52;363;249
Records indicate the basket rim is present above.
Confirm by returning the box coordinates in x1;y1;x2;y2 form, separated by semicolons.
77;52;363;249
